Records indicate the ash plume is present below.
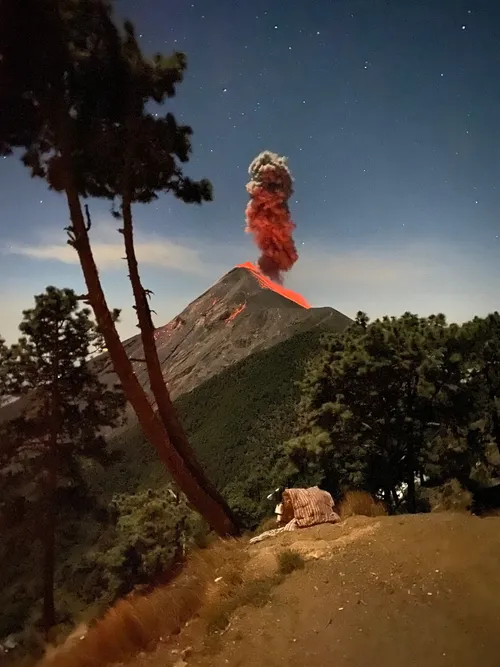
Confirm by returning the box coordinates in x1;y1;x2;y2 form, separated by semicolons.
245;150;298;283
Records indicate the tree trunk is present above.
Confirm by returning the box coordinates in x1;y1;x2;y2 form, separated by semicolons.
62;178;238;536
42;463;57;637
120;196;237;524
489;388;500;457
406;440;417;513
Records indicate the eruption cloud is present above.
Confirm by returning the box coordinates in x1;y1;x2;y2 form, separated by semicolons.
245;151;298;283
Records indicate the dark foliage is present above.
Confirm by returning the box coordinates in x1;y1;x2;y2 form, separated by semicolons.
0;287;125;634
284;312;500;512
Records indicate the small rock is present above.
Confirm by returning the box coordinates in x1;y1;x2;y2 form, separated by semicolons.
173;660;188;667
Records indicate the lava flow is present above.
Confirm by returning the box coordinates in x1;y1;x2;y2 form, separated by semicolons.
237;262;311;309
225;303;247;323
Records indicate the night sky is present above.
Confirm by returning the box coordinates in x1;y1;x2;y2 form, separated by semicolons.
1;0;499;342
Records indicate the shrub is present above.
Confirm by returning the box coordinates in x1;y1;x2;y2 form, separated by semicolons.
338;490;387;520
418;479;472;514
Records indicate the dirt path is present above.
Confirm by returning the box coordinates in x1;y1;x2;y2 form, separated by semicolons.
140;513;500;667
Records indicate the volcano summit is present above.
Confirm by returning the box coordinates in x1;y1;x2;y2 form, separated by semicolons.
95;263;351;406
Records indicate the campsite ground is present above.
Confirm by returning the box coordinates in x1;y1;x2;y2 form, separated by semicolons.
131;513;500;667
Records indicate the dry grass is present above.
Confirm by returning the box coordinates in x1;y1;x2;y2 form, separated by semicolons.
203;575;279;636
254;516;278;535
38;538;247;667
338;491;387;520
202;549;306;637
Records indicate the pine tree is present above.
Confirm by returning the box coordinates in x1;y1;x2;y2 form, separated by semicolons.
67;21;229;520
0;287;125;634
0;0;239;536
285;312;485;512
460;314;500;457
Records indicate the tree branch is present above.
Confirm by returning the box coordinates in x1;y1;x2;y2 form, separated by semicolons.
84;204;92;232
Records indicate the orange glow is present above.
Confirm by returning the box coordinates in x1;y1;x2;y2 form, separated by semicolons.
237;262;311;309
225;303;247;323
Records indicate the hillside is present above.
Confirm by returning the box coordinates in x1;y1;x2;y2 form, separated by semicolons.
93;264;351;414
0;313;340;639
95;323;335;515
131;513;500;667
0;264;351;436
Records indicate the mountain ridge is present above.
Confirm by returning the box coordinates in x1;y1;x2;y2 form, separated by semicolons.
94;264;351;408
0;265;351;431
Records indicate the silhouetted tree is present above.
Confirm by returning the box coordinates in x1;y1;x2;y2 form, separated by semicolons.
0;0;238;536
0;287;125;634
460;313;500;456
285;312;489;512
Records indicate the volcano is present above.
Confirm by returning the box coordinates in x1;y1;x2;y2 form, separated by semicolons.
0;264;352;429
92;264;351;407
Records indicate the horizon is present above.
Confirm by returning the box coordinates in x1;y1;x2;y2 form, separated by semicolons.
1;229;497;345
1;0;499;343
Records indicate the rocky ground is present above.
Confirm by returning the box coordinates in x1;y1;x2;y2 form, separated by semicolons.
132;513;500;667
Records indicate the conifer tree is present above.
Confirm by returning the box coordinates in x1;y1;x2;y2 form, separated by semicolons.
285;312;487;511
69;20;220;503
460;313;500;456
0;287;125;634
0;0;239;536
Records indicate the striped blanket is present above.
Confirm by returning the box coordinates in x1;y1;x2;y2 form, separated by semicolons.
282;486;340;528
249;487;339;544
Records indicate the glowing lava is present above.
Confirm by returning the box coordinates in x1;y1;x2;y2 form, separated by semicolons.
237;262;311;309
225;303;247;323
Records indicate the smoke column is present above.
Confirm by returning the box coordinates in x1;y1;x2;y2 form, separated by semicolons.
245;151;298;283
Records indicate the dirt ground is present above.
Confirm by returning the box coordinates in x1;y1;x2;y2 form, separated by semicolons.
132;513;500;667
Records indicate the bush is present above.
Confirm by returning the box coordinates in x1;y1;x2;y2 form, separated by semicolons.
418;479;472;514
338;490;387;520
76;487;207;606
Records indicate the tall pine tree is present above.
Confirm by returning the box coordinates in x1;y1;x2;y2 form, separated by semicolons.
0;287;125;634
0;0;238;536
